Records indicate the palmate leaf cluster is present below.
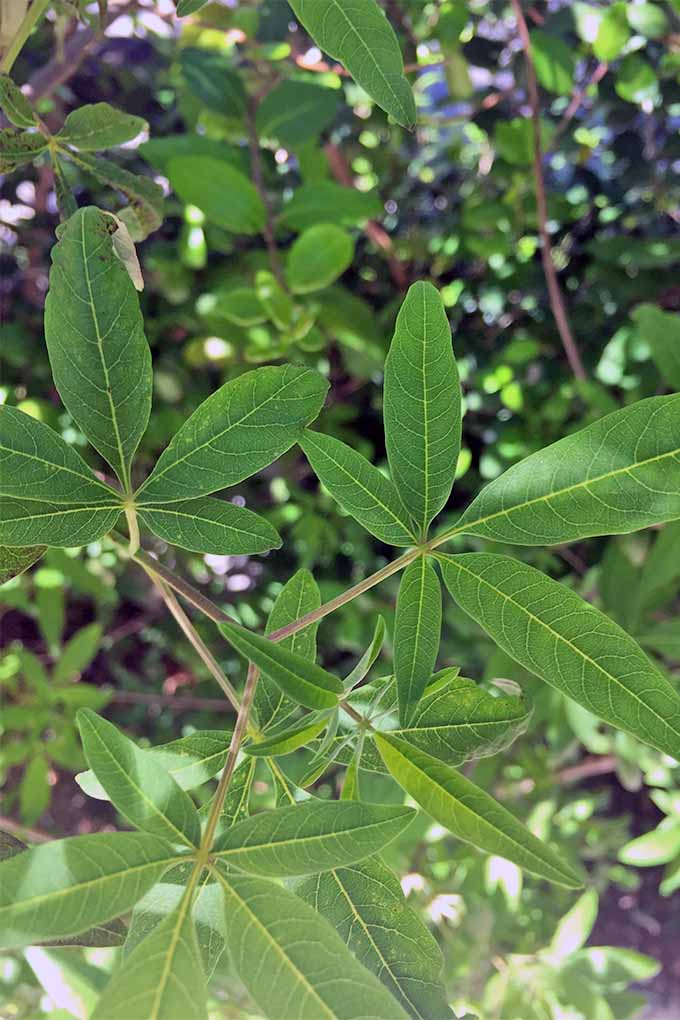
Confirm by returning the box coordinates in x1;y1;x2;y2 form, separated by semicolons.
1;2;680;1018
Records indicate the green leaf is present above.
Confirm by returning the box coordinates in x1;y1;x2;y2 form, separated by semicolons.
548;889;599;962
92;895;207;1020
176;0;208;14
212;287;267;327
593;2;630;61
219;620;342;710
627;3;668;39
0;74;36;127
439;553;680;761
167;155;265;234
394;557;441;725
19;753;49;824
0;497;121;547
0;127;46;171
65;151;164;240
256;80;339;147
0;832;176;948
344;615;386;690
286;224;354;294
41;918;128;949
210;757;256;841
0;406;120;505
180;47;246;116
384;282;461;537
78;730;233;800
125;864;226;978
454;395;680;545
44;207;153;490
140;134;249;176
300;430;417;546
214;800;414;876
530;30;576;95
390;673;532;765
246;715;330;757
212;868;410;1018
296;856;451;1020
138;365;328;503
0;830;27;861
618;823;680;866
375;733;583;888
631;305;680;389
77;709;202;847
58;102;147;149
615;54;659;106
0;544;46;585
279;181;382;231
54;622;102;684
138;497;282;555
288;0;416;129
254;568;321;731
572;946;661;987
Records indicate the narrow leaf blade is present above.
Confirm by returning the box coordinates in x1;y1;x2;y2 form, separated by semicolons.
254;568;321;731
455;395;680;545
44;207;153;489
138;365;328;503
0;498;121;547
300;430;417;546
288;0;416;129
296;856;451;1020
219;620;341;711
376;733;583;888
394;557;442;724
92;896;207;1020
384;282;461;536
138;497;281;555
439;553;680;761
78;709;202;847
213;868;410;1019
213;800;415;876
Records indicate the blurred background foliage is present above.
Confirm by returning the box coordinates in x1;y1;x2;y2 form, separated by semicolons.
1;0;679;1017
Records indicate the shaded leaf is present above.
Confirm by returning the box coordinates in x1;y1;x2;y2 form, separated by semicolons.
58;102;147;149
394;557;442;725
245;715;330;757
167;155;265;234
279;181;382;231
93;895;207;1020
0;74;36;127
288;0;416;128
214;799;414;876
0;127;46;171
287;224;354;293
0;544;46;585
44;207;153;489
256;80;339;146
180;47;246;116
296;856;451;1020
0;497;121;547
65;152;164;240
54;622;102;684
213;868;410;1018
138;497;282;555
254;568;321;731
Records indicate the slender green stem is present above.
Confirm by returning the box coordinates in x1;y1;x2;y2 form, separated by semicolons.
200;662;260;853
1;0;51;73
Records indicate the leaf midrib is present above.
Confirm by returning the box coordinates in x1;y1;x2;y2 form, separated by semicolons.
214;809;409;860
447;557;680;741
210;866;337;1020
379;737;571;881
138;369;311;499
448;442;680;543
80;212;130;491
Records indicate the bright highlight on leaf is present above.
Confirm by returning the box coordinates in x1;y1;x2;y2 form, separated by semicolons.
375;733;583;888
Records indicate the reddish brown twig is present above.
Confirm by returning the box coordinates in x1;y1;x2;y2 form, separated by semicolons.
324;142;409;291
246;96;288;291
510;0;587;381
